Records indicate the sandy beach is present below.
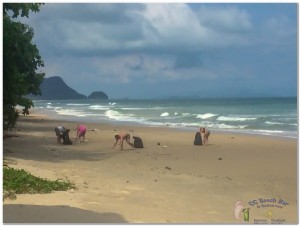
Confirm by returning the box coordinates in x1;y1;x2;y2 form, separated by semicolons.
3;113;298;223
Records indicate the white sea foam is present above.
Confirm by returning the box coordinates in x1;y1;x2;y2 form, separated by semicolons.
109;102;116;106
214;123;247;129
56;109;86;117
160;112;169;117
89;105;110;110
253;130;283;134
177;122;202;127
105;110;123;119
217;116;256;121
265;121;284;125
181;113;191;117
196;113;217;119
67;103;90;106
105;110;137;122
120;107;148;110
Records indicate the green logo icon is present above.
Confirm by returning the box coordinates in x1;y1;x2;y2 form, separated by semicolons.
242;208;250;222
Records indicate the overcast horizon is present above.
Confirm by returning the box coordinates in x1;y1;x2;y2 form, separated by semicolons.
17;3;297;99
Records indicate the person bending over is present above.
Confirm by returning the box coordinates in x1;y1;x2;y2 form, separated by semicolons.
76;124;87;142
112;133;134;150
200;127;211;145
55;125;67;144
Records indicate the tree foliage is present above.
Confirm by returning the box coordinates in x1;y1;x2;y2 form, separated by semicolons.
3;3;45;129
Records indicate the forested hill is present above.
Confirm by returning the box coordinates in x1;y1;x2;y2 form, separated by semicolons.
29;76;109;100
29;76;86;100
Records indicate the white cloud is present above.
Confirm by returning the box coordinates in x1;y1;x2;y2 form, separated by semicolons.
26;3;256;57
196;5;252;32
14;3;296;98
139;4;208;48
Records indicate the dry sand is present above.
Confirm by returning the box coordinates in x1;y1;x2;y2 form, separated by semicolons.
3;114;298;223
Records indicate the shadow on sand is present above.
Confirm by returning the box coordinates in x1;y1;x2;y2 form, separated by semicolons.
3;204;128;223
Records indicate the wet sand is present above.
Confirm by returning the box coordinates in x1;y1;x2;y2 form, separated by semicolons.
3;114;298;223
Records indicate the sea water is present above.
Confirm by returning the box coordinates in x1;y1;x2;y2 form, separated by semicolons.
32;97;297;139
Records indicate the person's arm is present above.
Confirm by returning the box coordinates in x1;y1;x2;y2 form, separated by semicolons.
112;138;119;149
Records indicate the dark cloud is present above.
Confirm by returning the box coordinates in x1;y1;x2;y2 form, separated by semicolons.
173;53;203;69
126;56;144;71
16;3;297;98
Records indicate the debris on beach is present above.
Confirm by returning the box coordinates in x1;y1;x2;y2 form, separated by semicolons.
165;166;171;170
218;157;223;160
90;128;99;131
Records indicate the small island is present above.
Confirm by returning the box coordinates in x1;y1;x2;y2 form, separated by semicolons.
88;91;108;100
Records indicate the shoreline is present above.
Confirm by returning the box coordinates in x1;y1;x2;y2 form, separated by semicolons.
30;107;298;140
3;114;298;223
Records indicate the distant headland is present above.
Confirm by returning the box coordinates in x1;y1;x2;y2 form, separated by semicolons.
29;76;108;100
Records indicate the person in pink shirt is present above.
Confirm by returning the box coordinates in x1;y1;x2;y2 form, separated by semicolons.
76;124;87;142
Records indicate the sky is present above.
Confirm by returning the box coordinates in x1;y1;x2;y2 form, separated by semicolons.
16;3;298;99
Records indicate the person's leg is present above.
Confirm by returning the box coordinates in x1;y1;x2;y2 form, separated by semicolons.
126;136;134;148
55;128;61;144
204;135;208;145
120;139;124;150
81;131;86;142
206;132;210;145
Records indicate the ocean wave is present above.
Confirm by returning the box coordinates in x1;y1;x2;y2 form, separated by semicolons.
214;123;248;129
253;130;284;134
56;109;86;117
181;113;192;117
120;107;151;110
196;113;218;119
265;121;298;126
217;116;256;122
105;110;139;122
160;112;169;117
67;103;90;106
89;105;110;110
265;121;284;125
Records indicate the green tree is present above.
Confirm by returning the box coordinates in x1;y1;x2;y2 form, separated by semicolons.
3;3;44;129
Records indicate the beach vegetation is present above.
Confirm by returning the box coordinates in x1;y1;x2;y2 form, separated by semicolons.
3;166;76;200
3;3;45;129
